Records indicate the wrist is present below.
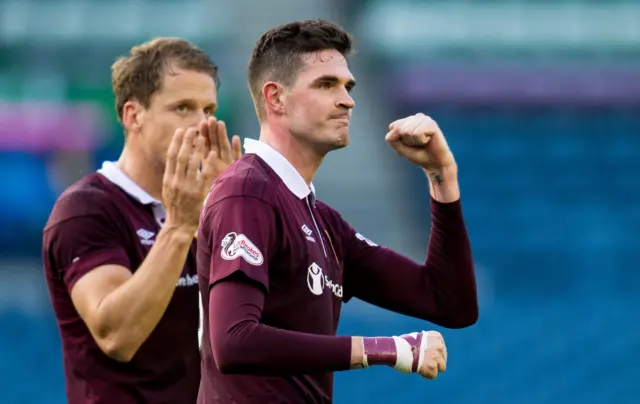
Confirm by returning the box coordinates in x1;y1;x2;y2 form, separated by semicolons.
350;337;365;369
159;223;197;245
422;162;458;179
423;164;460;203
361;334;422;373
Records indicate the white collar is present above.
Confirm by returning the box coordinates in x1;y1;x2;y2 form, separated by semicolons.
97;161;161;205
244;138;316;200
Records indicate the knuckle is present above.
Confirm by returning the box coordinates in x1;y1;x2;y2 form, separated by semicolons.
425;347;439;356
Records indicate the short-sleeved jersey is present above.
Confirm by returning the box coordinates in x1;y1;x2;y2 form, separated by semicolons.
197;139;377;403
43;162;200;404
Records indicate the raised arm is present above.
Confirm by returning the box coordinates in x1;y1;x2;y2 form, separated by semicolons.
341;114;478;328
48;125;235;362
341;182;478;328
205;196;446;378
64;219;195;362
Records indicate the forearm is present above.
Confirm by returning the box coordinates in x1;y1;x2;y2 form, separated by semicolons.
425;163;460;203
345;179;477;327
99;225;194;355
218;321;357;375
210;279;359;375
422;195;478;326
415;162;477;325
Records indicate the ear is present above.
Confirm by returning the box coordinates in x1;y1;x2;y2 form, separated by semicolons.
262;82;286;116
122;100;145;134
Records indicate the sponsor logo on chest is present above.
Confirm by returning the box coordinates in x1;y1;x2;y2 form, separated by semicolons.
306;262;342;299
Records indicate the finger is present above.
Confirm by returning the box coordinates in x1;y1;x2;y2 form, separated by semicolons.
419;360;438;380
434;352;446;373
176;127;197;178
399;118;426;145
402;132;431;147
216;121;232;163
199;119;210;151
199;151;217;191
187;135;206;182
388;116;408;131
385;128;401;143
231;135;242;161
207;117;220;159
165;128;185;181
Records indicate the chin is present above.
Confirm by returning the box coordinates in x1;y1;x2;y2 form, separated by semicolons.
335;130;350;147
336;135;349;148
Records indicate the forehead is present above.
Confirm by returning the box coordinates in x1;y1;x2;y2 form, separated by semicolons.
297;49;353;82
156;66;217;101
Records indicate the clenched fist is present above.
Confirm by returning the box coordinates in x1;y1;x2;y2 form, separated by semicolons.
385;113;455;170
361;330;448;380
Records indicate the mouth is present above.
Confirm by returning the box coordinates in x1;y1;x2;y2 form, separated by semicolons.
331;116;350;124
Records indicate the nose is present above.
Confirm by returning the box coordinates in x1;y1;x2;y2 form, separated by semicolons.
186;110;208;130
337;88;355;110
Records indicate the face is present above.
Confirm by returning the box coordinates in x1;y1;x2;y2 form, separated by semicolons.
279;49;356;152
124;66;217;172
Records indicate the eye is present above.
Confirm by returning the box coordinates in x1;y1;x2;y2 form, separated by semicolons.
176;104;189;112
319;81;333;90
204;106;215;117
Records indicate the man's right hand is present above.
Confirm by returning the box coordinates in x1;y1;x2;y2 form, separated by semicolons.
360;330;447;380
162;126;220;233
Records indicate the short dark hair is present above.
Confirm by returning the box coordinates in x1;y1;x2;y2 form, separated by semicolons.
111;37;220;123
247;19;353;119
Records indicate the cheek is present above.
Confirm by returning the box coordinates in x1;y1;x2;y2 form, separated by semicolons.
144;119;175;154
296;97;324;122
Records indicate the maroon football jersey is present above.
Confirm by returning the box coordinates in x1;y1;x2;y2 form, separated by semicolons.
43;162;200;404
197;139;478;404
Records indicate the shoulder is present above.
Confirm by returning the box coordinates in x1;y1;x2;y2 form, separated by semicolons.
207;154;280;207
45;173;119;230
316;200;345;228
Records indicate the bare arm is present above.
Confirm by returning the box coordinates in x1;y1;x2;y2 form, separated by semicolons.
71;225;194;362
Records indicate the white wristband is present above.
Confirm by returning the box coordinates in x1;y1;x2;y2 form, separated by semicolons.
392;331;429;373
391;336;413;373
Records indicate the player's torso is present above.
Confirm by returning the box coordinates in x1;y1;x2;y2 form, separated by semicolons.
46;176;200;403
264;190;344;335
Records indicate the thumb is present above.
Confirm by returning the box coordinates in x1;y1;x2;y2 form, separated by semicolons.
385;128;401;142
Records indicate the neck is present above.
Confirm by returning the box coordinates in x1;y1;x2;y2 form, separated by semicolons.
258;123;324;185
116;145;164;202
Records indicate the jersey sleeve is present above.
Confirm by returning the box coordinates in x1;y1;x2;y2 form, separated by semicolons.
44;213;131;293
205;196;278;291
340;199;478;328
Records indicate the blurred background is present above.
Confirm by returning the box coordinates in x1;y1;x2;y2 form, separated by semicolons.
1;0;639;403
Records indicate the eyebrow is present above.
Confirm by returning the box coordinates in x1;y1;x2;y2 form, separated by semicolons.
313;75;356;90
171;99;217;110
